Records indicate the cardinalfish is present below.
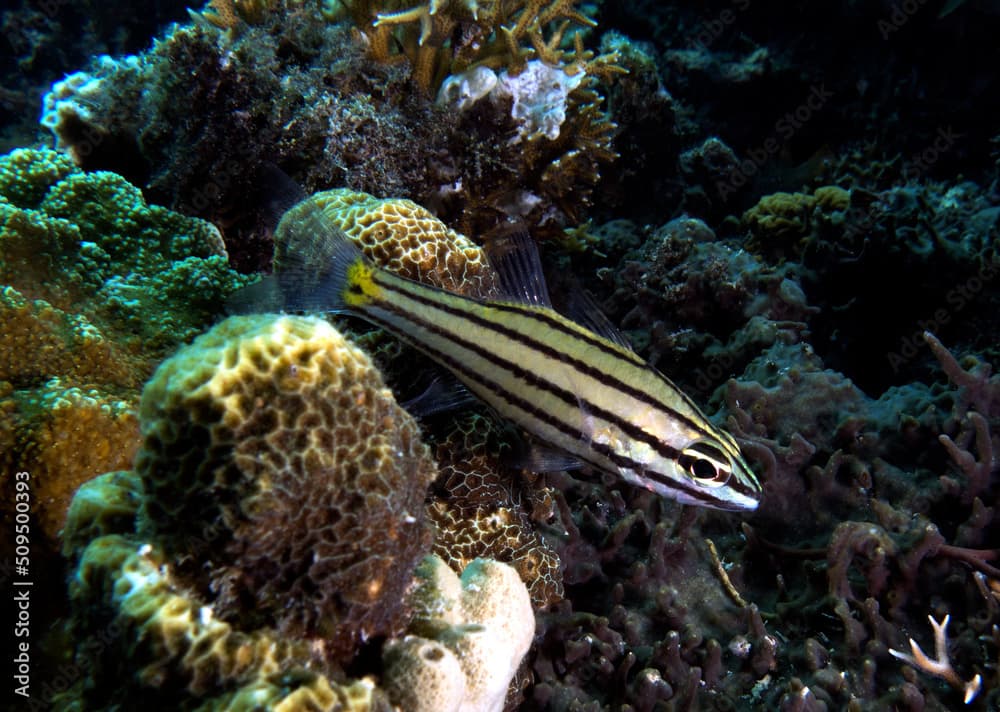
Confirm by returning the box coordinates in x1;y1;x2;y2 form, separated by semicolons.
233;204;762;512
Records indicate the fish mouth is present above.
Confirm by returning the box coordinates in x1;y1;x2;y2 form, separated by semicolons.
709;491;761;513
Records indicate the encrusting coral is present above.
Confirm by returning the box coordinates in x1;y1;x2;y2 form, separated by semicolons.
136;314;438;660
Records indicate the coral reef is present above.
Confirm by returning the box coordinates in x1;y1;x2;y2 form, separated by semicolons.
136;314;438;659
603;215;813;398
8;382;139;546
0;147;248;544
275;188;499;296
0;147;243;348
427;413;564;608
39;1;621;266
60;469;392;710
7;0;1000;710
59;400;535;710
510;332;1000;709
330;0;599;92
383;555;536;712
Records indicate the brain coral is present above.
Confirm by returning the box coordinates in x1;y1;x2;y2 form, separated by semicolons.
64;530;391;710
59;470;534;711
275;188;499;297
135;313;439;661
427;414;564;609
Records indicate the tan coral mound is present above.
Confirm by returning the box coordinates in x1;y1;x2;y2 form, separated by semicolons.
274;188;499;297
64;529;388;710
135;314;438;661
0;367;140;543
20;385;140;541
428;414;564;608
382;555;536;712
0;286;138;387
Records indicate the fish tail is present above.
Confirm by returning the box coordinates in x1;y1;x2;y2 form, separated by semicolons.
229;200;379;315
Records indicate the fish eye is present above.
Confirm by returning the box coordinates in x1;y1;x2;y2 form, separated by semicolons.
679;441;732;487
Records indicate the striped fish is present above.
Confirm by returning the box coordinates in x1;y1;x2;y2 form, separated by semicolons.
237;207;762;512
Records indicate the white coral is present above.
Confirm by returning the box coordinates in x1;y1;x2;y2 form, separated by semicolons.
382;556;535;712
494;60;584;143
437;60;583;144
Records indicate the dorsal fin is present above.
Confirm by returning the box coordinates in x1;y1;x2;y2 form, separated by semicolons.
485;225;552;307
227;198;364;315
256;162;308;229
564;288;633;351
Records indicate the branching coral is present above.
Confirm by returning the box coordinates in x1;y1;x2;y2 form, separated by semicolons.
324;0;623;234
191;0;285;29
890;615;982;704
334;0;600;91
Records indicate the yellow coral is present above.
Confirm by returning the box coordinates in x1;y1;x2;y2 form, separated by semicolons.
0;286;139;388
742;190;816;245
64;532;392;709
428;414;564;608
136;314;438;660
191;0;282;29
340;0;599;90
814;185;850;212
2;381;140;543
275;188;499;297
742;185;852;259
60;442;394;711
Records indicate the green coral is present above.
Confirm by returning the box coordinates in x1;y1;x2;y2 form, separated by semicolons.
0;147;250;347
0;146;251;544
0;146;77;208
